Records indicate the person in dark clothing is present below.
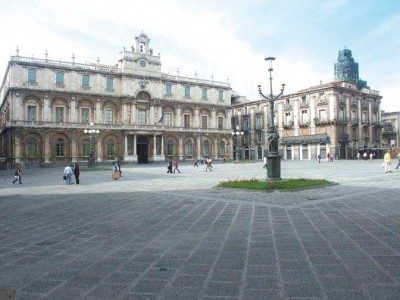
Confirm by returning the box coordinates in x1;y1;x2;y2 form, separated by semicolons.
13;165;22;184
74;163;80;184
167;161;173;173
194;159;199;167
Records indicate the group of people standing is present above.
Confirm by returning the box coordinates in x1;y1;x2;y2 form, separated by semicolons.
63;163;80;185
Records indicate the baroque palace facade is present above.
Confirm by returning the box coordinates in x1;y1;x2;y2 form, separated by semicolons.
0;33;233;167
232;49;383;160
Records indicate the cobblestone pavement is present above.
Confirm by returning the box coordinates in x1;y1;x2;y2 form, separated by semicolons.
0;159;400;299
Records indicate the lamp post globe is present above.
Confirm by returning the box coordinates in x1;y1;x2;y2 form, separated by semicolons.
232;125;244;163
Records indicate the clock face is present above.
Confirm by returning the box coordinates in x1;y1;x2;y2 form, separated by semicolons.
139;60;147;67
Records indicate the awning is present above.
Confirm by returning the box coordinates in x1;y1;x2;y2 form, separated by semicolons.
281;134;330;145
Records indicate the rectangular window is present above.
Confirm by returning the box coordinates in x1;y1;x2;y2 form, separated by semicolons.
202;88;207;100
218;117;224;129
302;144;308;159
301;96;307;105
27;106;36;121
201;116;208;129
256;116;262;129
81;108;90;123
351;111;357;121
167;143;174;156
138;109;146;125
28;68;36;82
166;84;172;96
184;114;190;128
362;112;368;122
107;142;114;156
301;110;308;123
82;74;90;87
55;107;64;122
319;109;326;120
105;109;113;124
185;143;192;156
165;113;172;126
184;86;190;98
106;77;113;90
244;118;249;130
218;90;224;101
285;112;292;125
56;71;64;84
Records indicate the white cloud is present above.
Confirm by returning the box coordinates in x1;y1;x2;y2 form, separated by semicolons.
0;0;398;112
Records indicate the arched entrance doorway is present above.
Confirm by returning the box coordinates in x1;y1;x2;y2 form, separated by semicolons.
137;136;148;163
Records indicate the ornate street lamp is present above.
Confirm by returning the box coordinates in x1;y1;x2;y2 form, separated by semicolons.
231;125;244;163
84;122;100;168
258;57;285;181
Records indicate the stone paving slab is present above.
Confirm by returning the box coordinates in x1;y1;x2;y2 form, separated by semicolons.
0;159;400;299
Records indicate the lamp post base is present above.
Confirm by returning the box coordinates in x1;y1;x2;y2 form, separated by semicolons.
267;154;281;181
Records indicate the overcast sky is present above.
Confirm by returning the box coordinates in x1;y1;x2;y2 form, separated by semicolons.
1;0;399;111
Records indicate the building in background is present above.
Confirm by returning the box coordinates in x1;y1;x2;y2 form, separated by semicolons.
381;111;400;149
0;33;233;168
232;49;383;160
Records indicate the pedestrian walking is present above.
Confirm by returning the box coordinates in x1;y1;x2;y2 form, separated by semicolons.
363;152;368;161
369;152;373;162
117;159;122;177
395;152;400;170
173;158;181;173
357;152;360;160
193;159;199;167
167;160;173;173
317;154;321;163
112;162;120;180
205;157;213;172
263;156;268;169
63;163;73;185
12;165;22;184
384;150;392;173
73;163;80;184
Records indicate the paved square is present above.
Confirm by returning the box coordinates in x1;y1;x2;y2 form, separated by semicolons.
1;159;400;299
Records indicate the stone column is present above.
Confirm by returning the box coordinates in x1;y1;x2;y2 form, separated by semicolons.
177;106;182;127
195;107;200;128
197;135;201;159
211;109;216;128
14;131;21;163
153;135;157;157
71;133;78;162
96;135;102;162
161;135;164;157
95;98;101;123
124;134;128;159
43;95;50;122
44;131;50;164
71;97;76;123
133;135;137;155
131;104;136;124
150;106;155;125
179;136;183;160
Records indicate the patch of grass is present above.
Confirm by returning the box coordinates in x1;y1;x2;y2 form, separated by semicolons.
217;178;333;191
82;166;112;172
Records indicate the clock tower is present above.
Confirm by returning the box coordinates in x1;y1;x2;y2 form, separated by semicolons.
118;32;162;74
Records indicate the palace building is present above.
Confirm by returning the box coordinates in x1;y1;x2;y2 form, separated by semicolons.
232;49;383;160
0;33;233;167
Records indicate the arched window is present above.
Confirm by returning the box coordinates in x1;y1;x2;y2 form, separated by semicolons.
219;141;225;157
106;139;114;156
56;138;65;157
28;137;37;157
83;139;91;156
203;140;210;156
167;140;174;156
185;141;192;156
